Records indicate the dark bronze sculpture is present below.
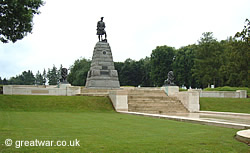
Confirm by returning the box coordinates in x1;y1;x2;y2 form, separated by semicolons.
164;71;175;86
97;17;107;42
60;68;68;83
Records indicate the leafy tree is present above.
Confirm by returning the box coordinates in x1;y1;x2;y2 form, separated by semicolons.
192;32;223;88
226;39;249;87
114;62;124;79
0;0;44;43
0;77;2;85
68;58;91;86
233;19;250;87
118;58;144;86
140;57;153;87
173;44;197;88
150;45;175;86
235;19;249;44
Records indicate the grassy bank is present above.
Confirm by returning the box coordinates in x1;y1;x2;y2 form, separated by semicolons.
200;97;250;113
0;95;249;152
0;95;114;112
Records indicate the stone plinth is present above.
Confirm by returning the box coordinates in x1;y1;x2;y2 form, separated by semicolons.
59;83;71;89
163;86;179;96
85;42;120;89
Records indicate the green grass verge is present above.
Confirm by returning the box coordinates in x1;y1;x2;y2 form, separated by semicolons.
0;95;249;152
179;88;188;92
200;97;250;113
0;95;114;112
204;86;250;97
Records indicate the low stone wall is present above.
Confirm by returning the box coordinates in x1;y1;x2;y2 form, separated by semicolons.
109;90;128;112
3;85;81;96
188;89;247;98
174;91;200;112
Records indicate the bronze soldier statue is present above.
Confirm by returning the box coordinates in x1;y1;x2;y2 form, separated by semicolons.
97;17;107;42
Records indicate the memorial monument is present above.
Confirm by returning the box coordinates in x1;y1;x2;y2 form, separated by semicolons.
164;71;175;86
59;68;71;88
85;17;120;89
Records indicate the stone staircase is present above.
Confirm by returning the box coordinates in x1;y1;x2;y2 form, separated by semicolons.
128;89;188;114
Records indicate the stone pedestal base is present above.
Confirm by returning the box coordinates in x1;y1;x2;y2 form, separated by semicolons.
163;86;179;96
85;42;120;89
59;83;71;89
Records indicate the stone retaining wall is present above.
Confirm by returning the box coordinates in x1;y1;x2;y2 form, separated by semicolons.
3;85;81;96
188;89;247;98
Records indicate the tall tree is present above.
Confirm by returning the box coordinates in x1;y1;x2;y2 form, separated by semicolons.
233;19;250;87
22;70;35;85
0;0;44;43
3;78;8;85
140;57;153;87
35;71;43;85
150;45;175;86
235;19;249;44
8;70;35;85
47;65;58;85
173;44;197;88
68;58;91;86
118;58;144;86
42;69;46;85
192;32;223;88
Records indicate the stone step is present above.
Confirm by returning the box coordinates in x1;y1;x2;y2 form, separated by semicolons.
128;100;178;104
127;110;186;114
128;105;188;110
128;102;183;107
128;96;178;101
128;90;166;96
76;93;108;97
128;108;187;113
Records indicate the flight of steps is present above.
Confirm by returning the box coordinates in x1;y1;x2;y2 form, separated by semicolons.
128;89;188;114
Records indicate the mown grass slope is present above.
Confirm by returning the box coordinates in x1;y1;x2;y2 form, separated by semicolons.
0;95;249;153
200;97;250;113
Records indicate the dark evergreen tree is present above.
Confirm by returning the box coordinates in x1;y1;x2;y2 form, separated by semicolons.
0;77;2;85
35;71;43;85
47;65;58;85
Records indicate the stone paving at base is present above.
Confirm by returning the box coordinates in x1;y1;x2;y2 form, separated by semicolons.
162;111;250;125
118;111;250;130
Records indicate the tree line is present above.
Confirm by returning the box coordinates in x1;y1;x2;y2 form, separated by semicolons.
68;20;249;88
1;20;249;88
0;65;65;86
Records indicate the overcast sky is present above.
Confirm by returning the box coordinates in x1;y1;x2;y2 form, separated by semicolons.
0;0;249;79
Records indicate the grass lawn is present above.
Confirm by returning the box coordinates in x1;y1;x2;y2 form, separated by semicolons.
200;97;250;114
0;95;249;152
